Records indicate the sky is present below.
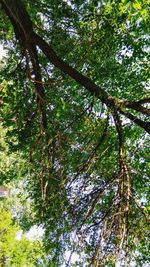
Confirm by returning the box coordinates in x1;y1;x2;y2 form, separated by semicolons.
0;44;6;60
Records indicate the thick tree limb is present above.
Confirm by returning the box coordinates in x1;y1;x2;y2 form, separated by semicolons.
119;109;150;134
1;0;150;134
124;98;150;116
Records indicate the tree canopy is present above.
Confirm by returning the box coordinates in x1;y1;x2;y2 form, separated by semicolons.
0;208;44;267
0;0;149;266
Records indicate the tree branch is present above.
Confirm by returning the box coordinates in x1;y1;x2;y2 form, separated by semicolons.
124;98;150;116
119;108;150;134
1;0;150;135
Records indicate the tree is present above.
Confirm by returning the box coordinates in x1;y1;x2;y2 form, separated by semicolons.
0;124;26;185
0;208;44;267
0;0;149;266
0;125;48;266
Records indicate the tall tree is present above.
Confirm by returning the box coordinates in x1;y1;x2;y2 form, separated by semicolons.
0;0;149;266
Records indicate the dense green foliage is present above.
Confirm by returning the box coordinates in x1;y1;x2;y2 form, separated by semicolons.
0;127;48;266
0;208;44;267
0;0;149;266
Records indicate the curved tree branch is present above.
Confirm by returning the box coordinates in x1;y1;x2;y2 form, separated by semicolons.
1;0;150;134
